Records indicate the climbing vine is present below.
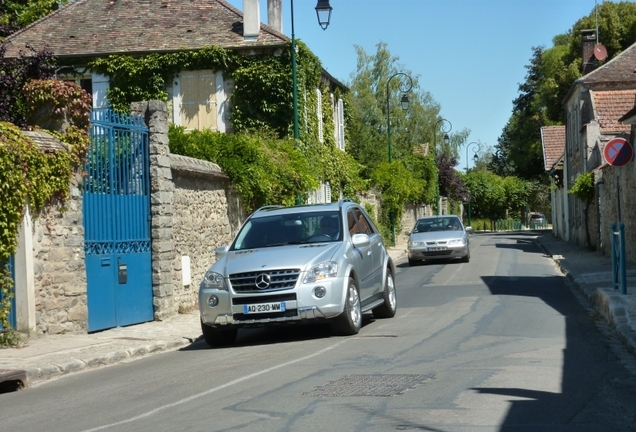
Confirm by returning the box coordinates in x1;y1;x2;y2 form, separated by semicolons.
0;80;88;346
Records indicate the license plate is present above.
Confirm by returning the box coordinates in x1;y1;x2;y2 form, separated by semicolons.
243;302;286;314
427;246;447;252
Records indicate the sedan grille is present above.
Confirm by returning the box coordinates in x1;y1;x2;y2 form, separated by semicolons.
229;269;300;293
425;240;448;245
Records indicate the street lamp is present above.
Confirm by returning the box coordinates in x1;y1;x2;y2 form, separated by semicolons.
465;142;480;227
386;72;413;245
465;142;480;173
386;73;413;163
291;0;333;204
432;118;451;215
315;0;333;29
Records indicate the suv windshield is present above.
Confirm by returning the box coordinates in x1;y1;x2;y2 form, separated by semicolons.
232;211;342;250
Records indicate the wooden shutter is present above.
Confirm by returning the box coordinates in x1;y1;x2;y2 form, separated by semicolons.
180;70;217;131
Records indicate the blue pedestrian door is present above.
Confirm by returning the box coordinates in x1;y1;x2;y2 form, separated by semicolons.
0;256;16;330
84;109;153;332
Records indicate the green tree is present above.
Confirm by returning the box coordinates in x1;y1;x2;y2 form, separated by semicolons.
347;42;464;176
0;0;69;39
464;170;530;221
346;42;472;233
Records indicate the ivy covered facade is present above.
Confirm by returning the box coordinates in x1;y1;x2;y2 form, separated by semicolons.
2;0;350;202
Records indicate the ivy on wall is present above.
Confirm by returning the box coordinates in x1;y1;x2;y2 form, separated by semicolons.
0;79;90;345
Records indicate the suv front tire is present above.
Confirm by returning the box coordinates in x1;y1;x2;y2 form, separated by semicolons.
330;278;362;335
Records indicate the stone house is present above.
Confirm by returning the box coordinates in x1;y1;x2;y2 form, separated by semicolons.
2;0;350;335
1;0;346;199
562;29;636;262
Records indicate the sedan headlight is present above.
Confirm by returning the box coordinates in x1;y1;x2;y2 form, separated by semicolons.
448;239;465;245
408;240;425;247
202;270;227;290
304;261;338;283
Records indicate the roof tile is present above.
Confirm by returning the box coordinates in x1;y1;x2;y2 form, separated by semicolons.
591;89;636;134
540;125;565;172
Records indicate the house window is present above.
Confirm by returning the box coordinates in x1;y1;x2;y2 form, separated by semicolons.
80;79;92;97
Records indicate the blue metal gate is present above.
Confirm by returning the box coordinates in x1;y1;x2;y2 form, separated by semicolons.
84;109;153;332
0;256;16;330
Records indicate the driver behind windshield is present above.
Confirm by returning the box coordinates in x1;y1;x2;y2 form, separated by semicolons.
320;216;339;239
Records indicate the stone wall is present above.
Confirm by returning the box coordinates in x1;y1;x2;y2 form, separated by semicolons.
32;172;87;335
170;154;245;312
597;164;636;263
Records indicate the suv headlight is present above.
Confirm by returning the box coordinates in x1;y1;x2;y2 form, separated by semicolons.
304;261;338;283
202;270;227;290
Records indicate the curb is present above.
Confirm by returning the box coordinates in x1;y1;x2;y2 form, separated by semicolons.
23;338;194;386
550;253;636;358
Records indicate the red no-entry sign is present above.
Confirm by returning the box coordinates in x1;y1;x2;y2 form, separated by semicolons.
603;138;633;167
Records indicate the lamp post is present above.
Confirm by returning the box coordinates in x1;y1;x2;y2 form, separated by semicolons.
465;142;479;226
386;73;412;164
432;118;451;215
292;0;333;205
386;72;413;245
465;142;480;173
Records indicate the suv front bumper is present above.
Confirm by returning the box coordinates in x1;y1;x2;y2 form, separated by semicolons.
199;277;348;327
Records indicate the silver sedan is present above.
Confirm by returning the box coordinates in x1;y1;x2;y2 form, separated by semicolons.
406;215;472;266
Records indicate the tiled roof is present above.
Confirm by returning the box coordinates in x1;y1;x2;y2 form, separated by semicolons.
540;125;565;172
1;0;287;58
591;89;636;134
579;39;636;84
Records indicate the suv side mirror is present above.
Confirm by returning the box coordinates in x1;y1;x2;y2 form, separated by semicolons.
351;233;370;248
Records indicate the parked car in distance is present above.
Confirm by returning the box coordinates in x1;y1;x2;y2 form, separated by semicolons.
198;199;397;347
406;215;472;266
529;213;546;227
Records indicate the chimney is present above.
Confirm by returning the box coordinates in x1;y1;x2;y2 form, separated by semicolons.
243;0;260;42
268;0;282;33
581;29;596;75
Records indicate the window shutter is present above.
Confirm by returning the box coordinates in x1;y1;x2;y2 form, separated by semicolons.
317;89;324;143
337;98;345;150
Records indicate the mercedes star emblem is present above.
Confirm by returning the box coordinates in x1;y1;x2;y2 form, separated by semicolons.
255;273;271;289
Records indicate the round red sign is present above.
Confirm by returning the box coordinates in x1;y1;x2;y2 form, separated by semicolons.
603;137;633;167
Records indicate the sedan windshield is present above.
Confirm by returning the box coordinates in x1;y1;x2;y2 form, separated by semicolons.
412;217;462;233
232;211;342;250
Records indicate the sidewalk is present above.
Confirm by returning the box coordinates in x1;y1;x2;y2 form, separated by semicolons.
1;235;635;391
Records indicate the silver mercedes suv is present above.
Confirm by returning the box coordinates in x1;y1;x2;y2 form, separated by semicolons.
198;199;397;346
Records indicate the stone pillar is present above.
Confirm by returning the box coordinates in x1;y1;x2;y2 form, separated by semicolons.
131;101;177;320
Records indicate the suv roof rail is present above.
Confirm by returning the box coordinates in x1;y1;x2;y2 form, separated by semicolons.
254;205;285;213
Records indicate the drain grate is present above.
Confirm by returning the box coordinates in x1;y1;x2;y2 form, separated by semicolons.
302;374;435;397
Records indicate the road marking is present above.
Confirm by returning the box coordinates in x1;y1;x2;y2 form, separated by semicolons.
80;340;348;432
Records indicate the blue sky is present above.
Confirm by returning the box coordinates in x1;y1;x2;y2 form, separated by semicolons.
226;0;603;170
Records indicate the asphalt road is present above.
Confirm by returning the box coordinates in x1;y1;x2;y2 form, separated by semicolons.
2;232;636;432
